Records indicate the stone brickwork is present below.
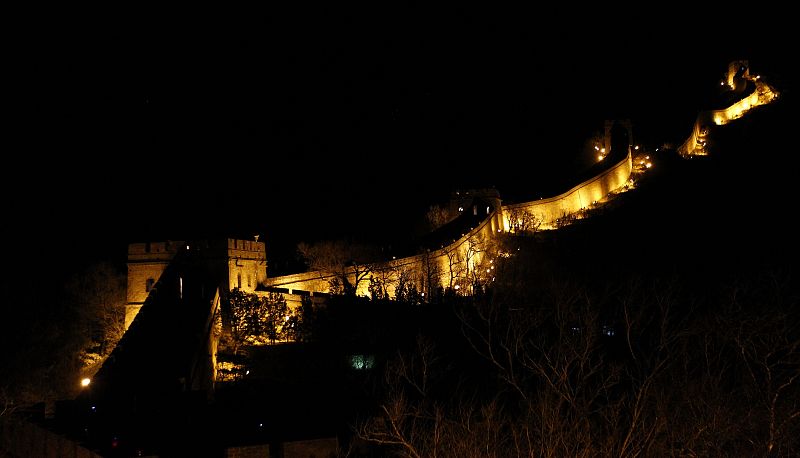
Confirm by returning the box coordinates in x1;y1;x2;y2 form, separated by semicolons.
124;239;266;331
125;240;183;329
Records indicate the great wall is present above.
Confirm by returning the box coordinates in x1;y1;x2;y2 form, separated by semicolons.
123;60;780;330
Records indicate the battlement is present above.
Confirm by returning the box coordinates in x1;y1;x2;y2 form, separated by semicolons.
128;241;184;263
226;238;265;258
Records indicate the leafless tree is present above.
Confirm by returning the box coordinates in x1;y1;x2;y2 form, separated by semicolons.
369;264;399;301
426;205;454;232
394;268;423;305
723;276;800;455
357;272;743;457
444;247;464;291
506;208;542;236
298;240;380;296
355;336;514;457
419;250;442;301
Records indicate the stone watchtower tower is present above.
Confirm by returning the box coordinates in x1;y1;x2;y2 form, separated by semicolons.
603;119;633;157
207;238;267;293
124;238;268;331
125;240;183;329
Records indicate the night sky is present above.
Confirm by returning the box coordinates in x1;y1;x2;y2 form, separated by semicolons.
4;6;792;269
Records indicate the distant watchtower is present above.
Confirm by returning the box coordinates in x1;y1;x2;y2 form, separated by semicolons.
449;188;502;218
604;119;633;157
726;60;749;93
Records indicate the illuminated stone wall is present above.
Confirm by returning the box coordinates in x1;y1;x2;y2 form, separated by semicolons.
224;238;267;293
264;207;504;298
679;62;779;157
126;241;183;329
264;152;630;298
264;270;333;294
501;150;633;229
127;154;626;303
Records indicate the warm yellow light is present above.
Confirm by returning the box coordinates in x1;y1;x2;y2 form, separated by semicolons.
597;155;604;161
645;162;652;169
454;285;460;290
81;378;91;387
594;145;599;151
600;148;606;153
634;145;639;150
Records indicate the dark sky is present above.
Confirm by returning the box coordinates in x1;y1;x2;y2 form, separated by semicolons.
4;6;791;265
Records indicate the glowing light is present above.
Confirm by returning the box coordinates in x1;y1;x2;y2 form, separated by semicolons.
634;145;639;150
600;148;606;153
645;162;652;169
721;81;725;86
454;285;460;290
81;378;91;387
597;155;604;161
594;145;599;151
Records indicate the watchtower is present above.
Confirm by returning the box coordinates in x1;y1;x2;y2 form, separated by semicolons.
125;240;183;329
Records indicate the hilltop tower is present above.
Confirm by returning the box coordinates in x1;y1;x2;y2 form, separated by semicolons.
727;60;749;92
604;119;633;157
